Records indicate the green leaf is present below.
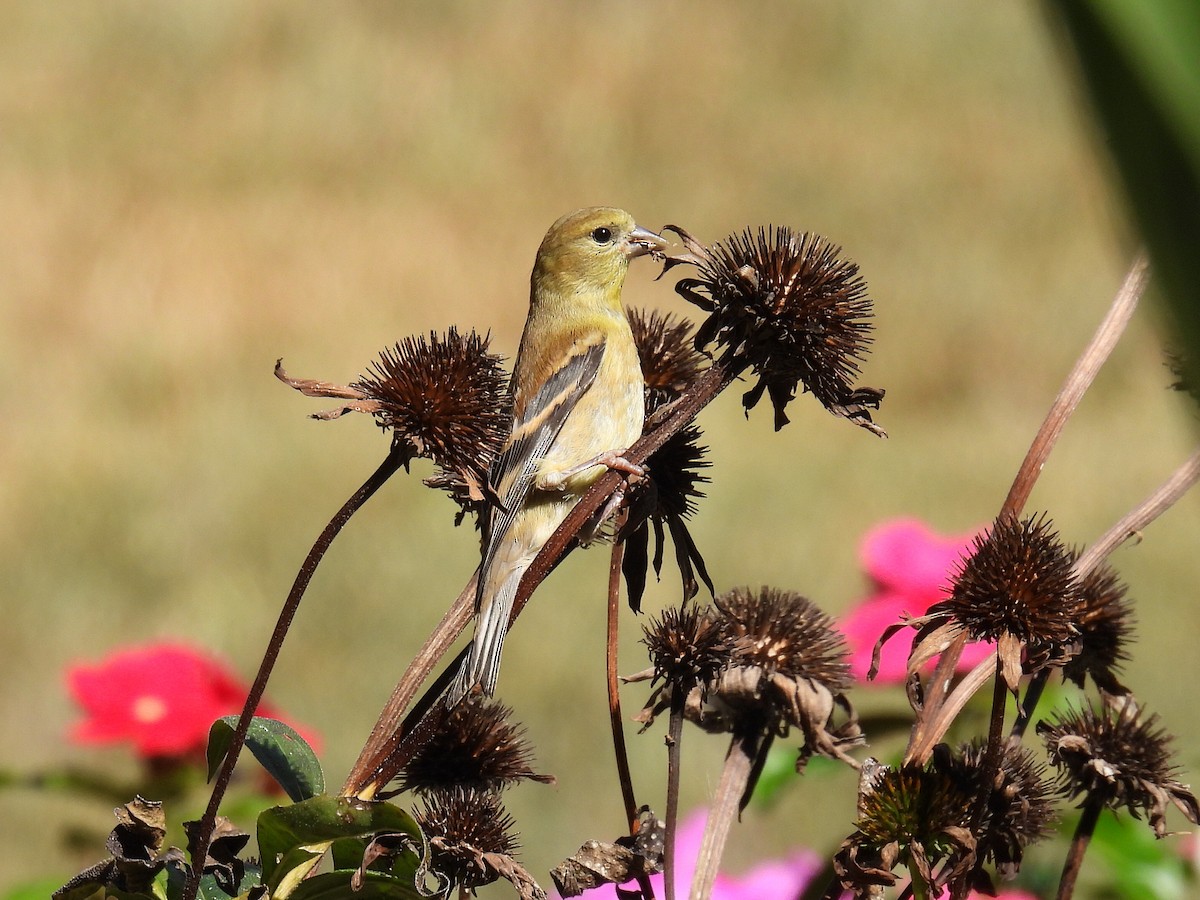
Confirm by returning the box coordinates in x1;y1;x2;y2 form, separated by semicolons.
207;716;324;803
289;871;425;900
256;795;424;892
1049;0;1200;377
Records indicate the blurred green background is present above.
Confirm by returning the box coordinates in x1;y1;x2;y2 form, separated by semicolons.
3;2;1198;896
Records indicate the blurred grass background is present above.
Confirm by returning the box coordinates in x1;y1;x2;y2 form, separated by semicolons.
2;2;1198;895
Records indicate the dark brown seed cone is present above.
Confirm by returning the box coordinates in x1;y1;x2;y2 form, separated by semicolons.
415;787;521;890
393;698;552;795
942;515;1081;646
1039;699;1199;837
837;760;977;891
621;307;714;608
353;328;510;507
936;740;1056;879
628;307;707;415
717;586;852;690
682;588;862;771
669;225;882;433
1061;561;1134;696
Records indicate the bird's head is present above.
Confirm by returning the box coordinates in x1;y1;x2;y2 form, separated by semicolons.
532;207;667;302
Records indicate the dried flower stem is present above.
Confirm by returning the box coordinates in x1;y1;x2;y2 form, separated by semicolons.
1001;253;1147;520
905;255;1147;770
905;649;998;765
342;572;478;795
1073;446;1200;578
1056;791;1106;900
664;705;684;900
691;733;760;900
606;530;639;826
184;448;407;900
1010;669;1051;741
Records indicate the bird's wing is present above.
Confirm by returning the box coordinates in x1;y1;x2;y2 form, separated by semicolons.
480;335;607;578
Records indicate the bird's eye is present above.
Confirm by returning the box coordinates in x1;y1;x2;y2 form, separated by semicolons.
590;226;613;244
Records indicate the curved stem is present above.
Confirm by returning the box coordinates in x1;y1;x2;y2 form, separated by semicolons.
183;449;405;900
1074;446;1200;578
1001;253;1147;520
606;530;638;826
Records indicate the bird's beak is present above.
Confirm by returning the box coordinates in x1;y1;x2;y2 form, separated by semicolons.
624;224;669;260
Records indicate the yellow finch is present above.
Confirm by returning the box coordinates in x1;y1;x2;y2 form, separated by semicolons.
449;207;667;703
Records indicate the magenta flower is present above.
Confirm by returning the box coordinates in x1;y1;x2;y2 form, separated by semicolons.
840;518;992;684
67;642;316;759
563;809;822;899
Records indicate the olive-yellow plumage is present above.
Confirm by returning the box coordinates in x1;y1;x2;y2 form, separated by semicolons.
449;207;667;703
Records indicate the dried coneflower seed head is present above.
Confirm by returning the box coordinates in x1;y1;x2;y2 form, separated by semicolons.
642;603;729;689
415;787;520;890
671;225;881;432
1062;562;1134;695
938;740;1056;876
716;586;852;690
397;698;551;794
1039;701;1199;836
353;328;509;498
855;763;974;853
644;424;711;522
628;307;706;414
941;514;1081;648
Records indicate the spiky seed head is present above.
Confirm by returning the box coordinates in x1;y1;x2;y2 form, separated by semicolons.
1062;562;1134;693
938;740;1056;876
941;514;1081;647
1039;701;1199;835
642;603;730;689
855;764;974;851
716;586;852;691
415;787;520;890
675;226;878;430
397;699;551;794
628;307;707;414
353;328;509;493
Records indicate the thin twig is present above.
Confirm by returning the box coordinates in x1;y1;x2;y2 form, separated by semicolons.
606;527;639;826
1001;253;1148;520
663;706;684;900
905;649;998;766
1073;446;1200;578
183;449;406;900
342;572;477;796
1010;669;1050;741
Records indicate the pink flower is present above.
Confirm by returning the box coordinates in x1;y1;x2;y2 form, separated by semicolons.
563;810;821;899
841;518;992;684
66;642;316;759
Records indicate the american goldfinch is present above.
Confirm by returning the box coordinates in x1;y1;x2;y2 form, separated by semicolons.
449;207;667;703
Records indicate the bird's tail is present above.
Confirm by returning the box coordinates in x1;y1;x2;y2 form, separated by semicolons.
446;561;525;706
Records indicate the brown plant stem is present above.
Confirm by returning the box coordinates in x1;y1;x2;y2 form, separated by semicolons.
342;572;477;796
905;649;998;766
690;732;759;900
971;656;1009;834
606;528;639;827
1001;253;1147;521
1073;446;1200;578
1056;791;1106;900
663;705;684;900
183;448;406;900
905;254;1147;770
1010;669;1051;741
